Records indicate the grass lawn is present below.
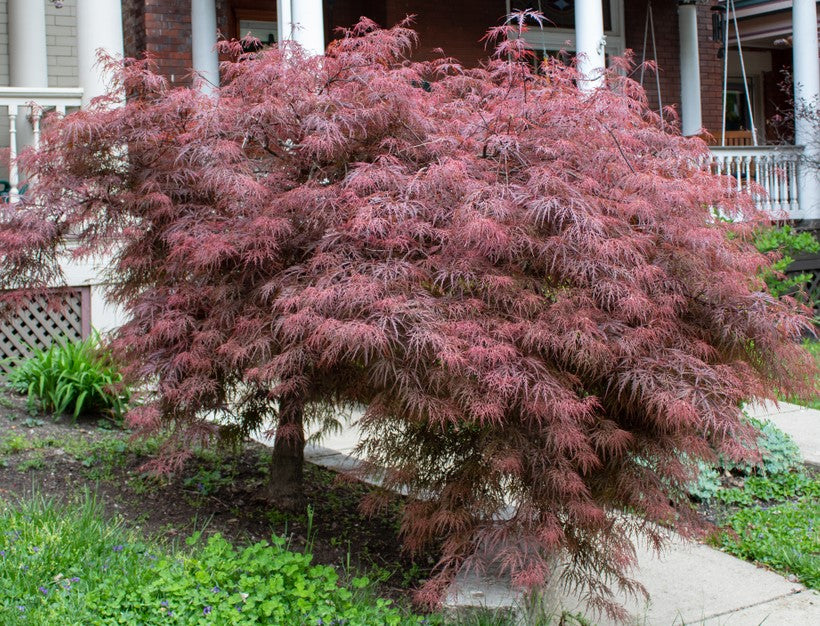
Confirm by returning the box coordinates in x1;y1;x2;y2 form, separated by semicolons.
703;470;820;590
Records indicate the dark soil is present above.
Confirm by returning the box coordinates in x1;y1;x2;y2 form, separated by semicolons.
0;390;436;605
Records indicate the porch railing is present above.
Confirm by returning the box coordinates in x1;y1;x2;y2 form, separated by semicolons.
0;86;84;203
707;145;805;220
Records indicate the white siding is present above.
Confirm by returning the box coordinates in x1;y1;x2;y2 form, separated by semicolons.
46;0;78;88
0;1;8;87
0;1;79;88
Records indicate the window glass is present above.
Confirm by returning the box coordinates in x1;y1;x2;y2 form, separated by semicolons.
510;1;613;32
238;20;278;47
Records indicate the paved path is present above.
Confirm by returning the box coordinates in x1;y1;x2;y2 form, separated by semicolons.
746;400;820;467
448;401;820;624
255;401;820;624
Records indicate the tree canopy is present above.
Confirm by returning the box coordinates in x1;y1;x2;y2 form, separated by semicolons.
1;14;815;620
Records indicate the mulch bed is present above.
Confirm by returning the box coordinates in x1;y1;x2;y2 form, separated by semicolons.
0;391;436;605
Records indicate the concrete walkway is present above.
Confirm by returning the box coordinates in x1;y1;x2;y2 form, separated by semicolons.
746;400;820;467
255;401;820;625
449;401;820;624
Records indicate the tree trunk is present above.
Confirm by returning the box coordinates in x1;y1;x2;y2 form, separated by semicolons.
267;392;306;511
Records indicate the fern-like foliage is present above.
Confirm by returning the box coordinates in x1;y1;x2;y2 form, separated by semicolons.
0;14;816;622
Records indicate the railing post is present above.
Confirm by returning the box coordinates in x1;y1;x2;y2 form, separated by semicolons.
31;104;43;150
8;103;19;203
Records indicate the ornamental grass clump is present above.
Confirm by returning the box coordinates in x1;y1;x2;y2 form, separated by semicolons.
0;11;816;621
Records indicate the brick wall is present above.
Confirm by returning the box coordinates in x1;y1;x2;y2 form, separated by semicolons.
122;0;146;63
697;4;724;138
144;0;193;87
382;0;504;66
624;1;723;137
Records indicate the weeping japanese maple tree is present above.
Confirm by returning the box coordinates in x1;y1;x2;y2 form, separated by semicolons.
1;13;815;620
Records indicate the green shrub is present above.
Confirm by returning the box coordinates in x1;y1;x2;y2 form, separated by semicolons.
754;224;819;304
7;335;129;422
0;495;423;625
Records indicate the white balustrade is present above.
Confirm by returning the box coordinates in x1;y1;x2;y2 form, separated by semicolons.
707;145;806;220
0;87;83;203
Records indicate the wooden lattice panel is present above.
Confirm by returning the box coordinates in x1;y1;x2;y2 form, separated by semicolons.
0;288;90;375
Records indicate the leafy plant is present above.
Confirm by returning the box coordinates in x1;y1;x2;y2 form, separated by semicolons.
685;459;722;502
1;11;817;618
744;416;802;476
15;454;45;472
715;495;820;589
753;224;819;303
716;471;819;507
8;335;130;422
685;415;801;500
0;434;30;455
0;494;423;625
183;468;229;496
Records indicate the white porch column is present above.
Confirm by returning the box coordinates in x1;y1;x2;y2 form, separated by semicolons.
277;0;325;56
192;0;220;93
678;1;702;136
9;0;48;87
574;0;606;91
77;0;125;105
793;0;820;220
8;0;48;156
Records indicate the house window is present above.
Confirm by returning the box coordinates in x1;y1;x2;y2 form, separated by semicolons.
506;0;625;60
509;1;613;32
231;6;278;50
238;19;278;47
725;82;752;131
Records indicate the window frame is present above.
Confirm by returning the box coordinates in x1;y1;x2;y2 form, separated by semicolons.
505;0;626;61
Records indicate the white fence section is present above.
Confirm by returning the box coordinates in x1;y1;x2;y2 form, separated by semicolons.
0;86;83;202
708;145;806;220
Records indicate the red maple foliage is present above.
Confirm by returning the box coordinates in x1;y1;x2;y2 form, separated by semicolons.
1;14;816;619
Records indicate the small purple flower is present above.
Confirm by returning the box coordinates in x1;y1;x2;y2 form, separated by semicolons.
160;600;168;607
112;545;124;552
0;550;5;557
203;606;212;615
31;546;40;553
17;606;25;612
38;586;48;596
70;577;80;582
167;610;173;616
211;586;220;593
